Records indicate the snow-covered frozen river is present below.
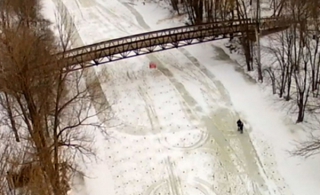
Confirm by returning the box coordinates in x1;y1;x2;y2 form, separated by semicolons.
42;0;314;194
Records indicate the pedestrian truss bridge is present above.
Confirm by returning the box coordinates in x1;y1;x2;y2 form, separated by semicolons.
58;17;293;71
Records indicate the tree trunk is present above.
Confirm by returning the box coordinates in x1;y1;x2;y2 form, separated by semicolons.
296;93;305;123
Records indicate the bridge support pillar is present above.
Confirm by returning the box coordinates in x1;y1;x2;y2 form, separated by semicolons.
240;35;254;71
229;33;234;41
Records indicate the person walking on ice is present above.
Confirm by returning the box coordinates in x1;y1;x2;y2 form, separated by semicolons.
237;119;244;134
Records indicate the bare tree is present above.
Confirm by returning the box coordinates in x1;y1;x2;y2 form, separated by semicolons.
294;49;311;122
0;140;11;195
235;0;255;71
262;67;276;94
180;0;238;25
263;0;319;123
265;31;296;100
292;130;320;158
270;0;287;17
0;0;111;194
290;11;320;156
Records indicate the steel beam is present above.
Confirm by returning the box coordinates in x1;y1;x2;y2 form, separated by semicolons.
56;17;293;71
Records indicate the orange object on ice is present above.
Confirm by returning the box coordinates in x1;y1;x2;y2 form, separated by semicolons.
149;62;157;69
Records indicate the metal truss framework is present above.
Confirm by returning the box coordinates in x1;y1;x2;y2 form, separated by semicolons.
57;17;293;71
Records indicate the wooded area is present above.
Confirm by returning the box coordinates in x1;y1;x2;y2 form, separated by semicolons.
166;0;320;121
166;0;320;157
0;0;110;194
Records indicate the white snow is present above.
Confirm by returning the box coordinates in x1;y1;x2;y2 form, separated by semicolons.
40;0;320;195
196;47;320;195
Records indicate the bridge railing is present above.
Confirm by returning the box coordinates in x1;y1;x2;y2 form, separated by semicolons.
55;16;295;69
58;17;291;60
59;19;251;57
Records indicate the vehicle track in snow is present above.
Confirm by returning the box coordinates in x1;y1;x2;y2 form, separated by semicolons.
112;1;267;193
56;0;261;193
54;1;208;194
90;1;217;147
53;0;292;194
110;1;292;194
91;4;217;193
137;87;184;195
64;0;202;138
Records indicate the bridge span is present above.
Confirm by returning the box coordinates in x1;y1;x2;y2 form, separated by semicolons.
58;17;292;71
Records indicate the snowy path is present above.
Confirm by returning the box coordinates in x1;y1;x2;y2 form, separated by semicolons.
48;0;294;194
51;0;111;124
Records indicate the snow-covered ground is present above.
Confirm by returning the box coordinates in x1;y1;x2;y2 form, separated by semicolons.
41;0;320;195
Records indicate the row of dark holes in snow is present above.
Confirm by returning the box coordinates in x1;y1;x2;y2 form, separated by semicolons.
108;159;284;190
108;140;287;193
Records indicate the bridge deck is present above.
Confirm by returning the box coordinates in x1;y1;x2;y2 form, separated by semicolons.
57;17;292;70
